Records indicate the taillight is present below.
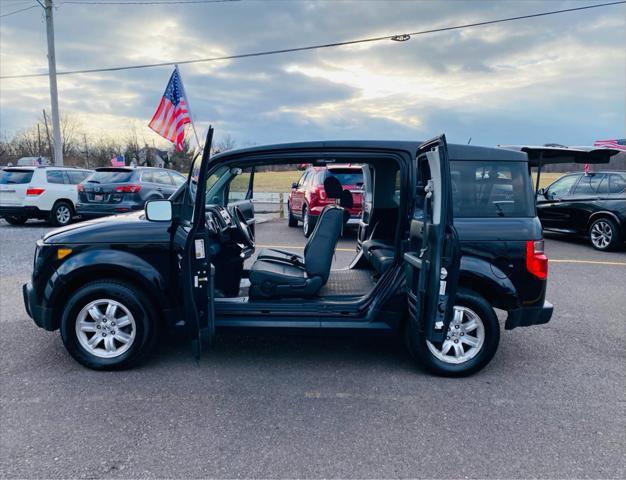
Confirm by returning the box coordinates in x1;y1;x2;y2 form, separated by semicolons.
114;184;141;193
77;184;84;192
26;188;45;196
318;187;327;200
526;240;548;279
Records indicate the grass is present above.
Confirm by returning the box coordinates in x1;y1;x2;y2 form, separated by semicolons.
233;170;564;192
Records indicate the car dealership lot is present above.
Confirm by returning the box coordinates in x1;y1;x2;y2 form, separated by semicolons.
1;219;624;478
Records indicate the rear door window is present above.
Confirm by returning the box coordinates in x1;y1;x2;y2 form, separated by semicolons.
545;174;579;200
170;172;186;187
46;170;67;184
0;169;34;184
572;174;605;195
89;170;134;183
450;160;534;217
153;170;174;185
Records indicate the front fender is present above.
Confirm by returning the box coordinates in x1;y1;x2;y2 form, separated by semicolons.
459;255;518;310
44;248;171;310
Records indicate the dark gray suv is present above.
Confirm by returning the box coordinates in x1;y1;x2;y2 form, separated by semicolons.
76;167;186;218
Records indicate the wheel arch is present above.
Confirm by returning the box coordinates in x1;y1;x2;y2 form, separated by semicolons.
587;210;620;228
46;250;172;330
52;198;75;211
458;256;518;311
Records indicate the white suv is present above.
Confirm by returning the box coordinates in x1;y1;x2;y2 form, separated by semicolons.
0;166;93;226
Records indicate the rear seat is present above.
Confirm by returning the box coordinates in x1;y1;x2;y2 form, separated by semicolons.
362;238;395;275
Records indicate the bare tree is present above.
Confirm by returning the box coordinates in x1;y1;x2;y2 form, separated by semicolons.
214;134;237;154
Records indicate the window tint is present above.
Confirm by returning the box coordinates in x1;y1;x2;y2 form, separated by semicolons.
0;169;34;184
141;171;154;183
46;170;67;184
153;170;173;185
327;168;364;186
546;175;579;200
89;170;134;183
572;174;604;195
609;174;625;194
170;172;186;186
66;171;90;185
302;170;313;186
450;161;534;218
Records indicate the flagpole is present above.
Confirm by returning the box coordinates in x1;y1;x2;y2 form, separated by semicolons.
175;64;202;150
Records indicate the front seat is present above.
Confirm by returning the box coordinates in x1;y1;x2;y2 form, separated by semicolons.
249;176;345;299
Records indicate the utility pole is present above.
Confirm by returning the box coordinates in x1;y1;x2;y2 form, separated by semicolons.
43;109;53;159
43;0;63;165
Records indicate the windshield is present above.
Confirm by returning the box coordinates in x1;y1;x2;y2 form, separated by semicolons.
0;169;34;184
450;160;534;218
88;169;134;183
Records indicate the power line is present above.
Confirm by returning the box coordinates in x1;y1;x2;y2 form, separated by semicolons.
60;0;239;4
1;1;623;79
0;4;39;18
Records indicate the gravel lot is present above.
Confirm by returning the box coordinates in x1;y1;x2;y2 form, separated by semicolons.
1;217;625;479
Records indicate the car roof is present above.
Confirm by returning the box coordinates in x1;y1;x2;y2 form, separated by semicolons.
3;166;91;171
212;140;528;162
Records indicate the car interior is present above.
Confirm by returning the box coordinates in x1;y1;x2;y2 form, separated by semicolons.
201;156;406;305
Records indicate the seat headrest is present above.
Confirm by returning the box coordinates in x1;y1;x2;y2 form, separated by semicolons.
323;175;343;199
340;189;353;209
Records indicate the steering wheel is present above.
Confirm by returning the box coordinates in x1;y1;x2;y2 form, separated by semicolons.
232;206;255;249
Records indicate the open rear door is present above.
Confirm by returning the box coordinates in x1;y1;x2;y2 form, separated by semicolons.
404;135;460;342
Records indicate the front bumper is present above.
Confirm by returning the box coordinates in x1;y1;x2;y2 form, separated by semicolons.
23;282;56;331
505;301;553;330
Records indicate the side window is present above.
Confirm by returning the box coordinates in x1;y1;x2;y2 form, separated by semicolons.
141;171;154;183
228;168;253;203
46;170;66;184
170;172;186;187
154;170;174;185
572;174;604;195
609;174;626;194
546;175;579;199
300;170;312;187
66;171;88;184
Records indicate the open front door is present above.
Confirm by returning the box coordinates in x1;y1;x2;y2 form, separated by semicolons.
404;135;460;343
173;127;215;358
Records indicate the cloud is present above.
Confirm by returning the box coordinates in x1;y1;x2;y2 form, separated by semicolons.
0;0;624;148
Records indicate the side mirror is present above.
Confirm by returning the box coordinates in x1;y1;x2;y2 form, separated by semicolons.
145;199;172;222
291;182;298;189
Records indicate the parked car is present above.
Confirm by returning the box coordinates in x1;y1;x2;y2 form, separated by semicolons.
537;171;626;251
288;164;364;236
76;166;186;218
0;166;92;226
31;134;614;377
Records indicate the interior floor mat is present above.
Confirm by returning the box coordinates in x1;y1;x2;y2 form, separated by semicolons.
318;269;376;297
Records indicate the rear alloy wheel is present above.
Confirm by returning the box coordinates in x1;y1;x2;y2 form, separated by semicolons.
302;205;314;237
3;215;28;225
406;290;500;377
60;280;159;370
589;217;621;251
49;201;73;227
287;202;298;227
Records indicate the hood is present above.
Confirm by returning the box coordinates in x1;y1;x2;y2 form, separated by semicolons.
43;211;171;245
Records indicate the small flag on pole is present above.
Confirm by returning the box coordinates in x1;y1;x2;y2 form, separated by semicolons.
111;154;125;167
149;68;191;151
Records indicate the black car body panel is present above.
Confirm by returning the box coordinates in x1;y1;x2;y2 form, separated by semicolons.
24;140;553;337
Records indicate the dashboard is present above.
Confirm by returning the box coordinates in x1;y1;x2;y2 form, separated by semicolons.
206;205;233;235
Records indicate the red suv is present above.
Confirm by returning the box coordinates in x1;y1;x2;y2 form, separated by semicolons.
288;164;363;237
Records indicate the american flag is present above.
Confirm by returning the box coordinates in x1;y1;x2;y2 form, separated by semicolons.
149;68;191;151
593;139;626;151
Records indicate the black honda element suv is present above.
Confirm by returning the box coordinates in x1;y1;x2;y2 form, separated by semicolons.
23;131;615;376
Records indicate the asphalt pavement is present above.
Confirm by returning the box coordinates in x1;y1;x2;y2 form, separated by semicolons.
0;217;625;479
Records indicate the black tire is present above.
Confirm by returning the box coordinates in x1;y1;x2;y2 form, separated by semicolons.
49;200;74;227
405;290;500;377
60;280;160;370
3;215;28;225
302;205;316;238
287;202;298;227
588;217;622;251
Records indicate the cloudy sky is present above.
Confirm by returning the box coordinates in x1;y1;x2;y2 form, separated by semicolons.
0;0;624;149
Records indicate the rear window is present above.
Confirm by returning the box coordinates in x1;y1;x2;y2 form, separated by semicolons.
1;169;34;184
88;169;134;183
450;160;534;218
326;168;363;186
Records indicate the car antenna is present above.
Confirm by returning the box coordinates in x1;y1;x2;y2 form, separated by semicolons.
467;137;472;144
